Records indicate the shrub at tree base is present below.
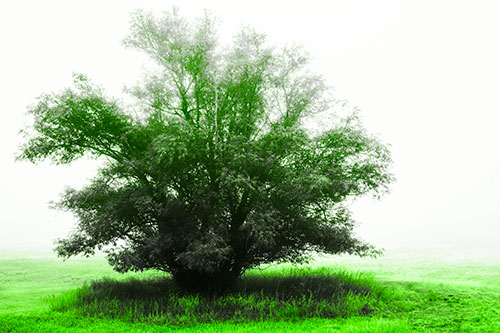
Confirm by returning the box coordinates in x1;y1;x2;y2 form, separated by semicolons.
18;9;393;292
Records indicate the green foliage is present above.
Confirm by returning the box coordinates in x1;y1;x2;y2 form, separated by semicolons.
17;9;393;291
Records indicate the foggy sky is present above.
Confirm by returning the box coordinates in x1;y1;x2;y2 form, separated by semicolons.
1;0;499;257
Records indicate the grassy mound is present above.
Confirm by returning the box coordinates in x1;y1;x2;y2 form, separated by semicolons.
48;267;385;325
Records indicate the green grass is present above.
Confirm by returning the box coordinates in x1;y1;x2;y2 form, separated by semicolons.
0;251;499;331
46;267;378;325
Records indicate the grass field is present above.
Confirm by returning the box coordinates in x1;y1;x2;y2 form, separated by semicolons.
0;249;499;332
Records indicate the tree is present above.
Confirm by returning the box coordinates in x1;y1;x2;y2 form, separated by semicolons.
18;9;393;292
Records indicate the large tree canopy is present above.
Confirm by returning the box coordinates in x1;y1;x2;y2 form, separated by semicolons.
18;9;393;292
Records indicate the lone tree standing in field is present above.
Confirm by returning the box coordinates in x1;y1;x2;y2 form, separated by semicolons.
18;9;393;292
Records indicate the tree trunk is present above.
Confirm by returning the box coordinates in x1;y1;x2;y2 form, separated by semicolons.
172;268;240;294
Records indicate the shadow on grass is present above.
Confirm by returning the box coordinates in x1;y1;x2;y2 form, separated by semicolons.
48;267;383;325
